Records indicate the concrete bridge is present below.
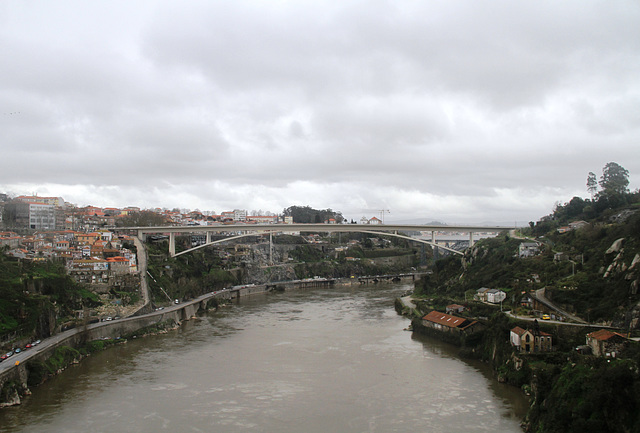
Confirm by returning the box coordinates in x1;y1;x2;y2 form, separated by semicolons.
118;223;513;258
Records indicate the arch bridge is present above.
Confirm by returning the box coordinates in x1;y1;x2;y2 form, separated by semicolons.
118;223;514;259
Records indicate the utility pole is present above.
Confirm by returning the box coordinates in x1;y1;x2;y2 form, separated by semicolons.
378;209;390;224
362;209;390;224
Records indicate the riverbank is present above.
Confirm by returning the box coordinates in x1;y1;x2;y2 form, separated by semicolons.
395;295;532;429
395;294;640;432
1;273;423;407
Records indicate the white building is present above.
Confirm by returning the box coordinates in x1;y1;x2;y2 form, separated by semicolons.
518;242;540;258
233;209;247;222
27;202;57;230
486;289;506;304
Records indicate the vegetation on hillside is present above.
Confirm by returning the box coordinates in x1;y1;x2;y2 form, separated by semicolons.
416;163;640;325
145;239;238;303
409;162;640;432
0;255;100;342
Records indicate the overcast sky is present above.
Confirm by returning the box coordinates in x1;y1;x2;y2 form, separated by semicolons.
1;1;639;225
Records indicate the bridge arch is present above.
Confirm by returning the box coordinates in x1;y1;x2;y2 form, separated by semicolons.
173;233;265;257
171;228;463;257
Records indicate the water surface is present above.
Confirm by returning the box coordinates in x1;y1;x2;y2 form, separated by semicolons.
0;283;527;432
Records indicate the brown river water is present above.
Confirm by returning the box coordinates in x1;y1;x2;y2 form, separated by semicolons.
0;282;528;432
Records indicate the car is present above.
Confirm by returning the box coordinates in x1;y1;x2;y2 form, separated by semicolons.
14;348;21;353
6;351;13;358
542;314;551;320
25;343;32;349
33;340;41;345
0;354;8;361
174;299;179;304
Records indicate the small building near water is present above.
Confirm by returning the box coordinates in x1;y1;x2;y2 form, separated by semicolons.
422;311;482;335
510;325;553;353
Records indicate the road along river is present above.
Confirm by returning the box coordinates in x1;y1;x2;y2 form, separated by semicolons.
0;282;528;432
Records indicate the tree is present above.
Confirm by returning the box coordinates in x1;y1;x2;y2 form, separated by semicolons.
599;162;629;197
282;205;344;223
587;172;598;199
116;210;168;227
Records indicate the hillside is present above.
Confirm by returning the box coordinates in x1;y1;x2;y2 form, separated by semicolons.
408;173;640;432
416;201;640;327
0;256;101;343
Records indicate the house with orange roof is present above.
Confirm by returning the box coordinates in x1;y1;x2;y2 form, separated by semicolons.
54;239;70;250
586;329;628;357
446;304;466;314
76;232;100;245
122;207;140;215
247;215;279;224
0;232;21;248
21;237;44;251
106;256;131;274
510;326;553;353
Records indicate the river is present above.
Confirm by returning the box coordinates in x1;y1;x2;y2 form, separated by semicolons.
0;282;528;432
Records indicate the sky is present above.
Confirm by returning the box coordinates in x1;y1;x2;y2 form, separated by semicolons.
1;1;639;225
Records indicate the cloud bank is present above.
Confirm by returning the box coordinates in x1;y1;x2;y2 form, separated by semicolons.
1;1;639;224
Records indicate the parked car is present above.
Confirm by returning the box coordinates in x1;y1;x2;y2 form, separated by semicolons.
542;314;551;320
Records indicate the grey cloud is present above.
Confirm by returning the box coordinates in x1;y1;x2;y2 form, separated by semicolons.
1;0;639;223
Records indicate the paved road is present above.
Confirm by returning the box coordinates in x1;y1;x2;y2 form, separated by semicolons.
0;290;223;374
400;296;417;310
504;310;619;329
533;287;587;324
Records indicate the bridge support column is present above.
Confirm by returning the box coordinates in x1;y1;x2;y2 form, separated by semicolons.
269;231;273;265
431;231;438;257
169;232;176;257
137;230;146;242
469;231;474;247
206;231;212;244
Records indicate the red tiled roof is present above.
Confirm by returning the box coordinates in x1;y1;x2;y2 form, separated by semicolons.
106;256;129;262
423;311;467;328
587;329;627;341
511;326;527;336
511;326;552;337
